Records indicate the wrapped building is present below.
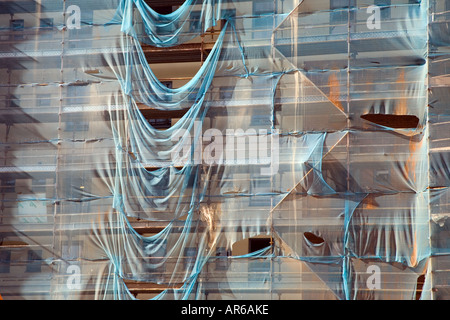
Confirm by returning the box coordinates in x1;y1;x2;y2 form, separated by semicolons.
0;0;449;300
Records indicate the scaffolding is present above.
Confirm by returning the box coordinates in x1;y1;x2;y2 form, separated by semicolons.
0;0;449;300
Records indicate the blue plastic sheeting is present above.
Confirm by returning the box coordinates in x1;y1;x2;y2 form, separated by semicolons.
112;0;221;46
0;0;449;300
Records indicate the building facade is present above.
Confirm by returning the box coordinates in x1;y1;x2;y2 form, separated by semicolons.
0;0;449;300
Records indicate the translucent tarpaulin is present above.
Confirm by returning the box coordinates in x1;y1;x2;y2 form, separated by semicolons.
0;0;449;300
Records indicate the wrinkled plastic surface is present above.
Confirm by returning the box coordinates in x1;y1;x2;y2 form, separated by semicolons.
0;0;449;300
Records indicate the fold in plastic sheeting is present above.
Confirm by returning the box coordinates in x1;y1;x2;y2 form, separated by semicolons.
111;0;222;46
0;0;449;300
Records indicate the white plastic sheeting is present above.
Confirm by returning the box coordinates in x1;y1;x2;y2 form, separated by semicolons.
0;0;449;300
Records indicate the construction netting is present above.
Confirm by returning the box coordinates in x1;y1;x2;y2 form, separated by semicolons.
0;0;449;300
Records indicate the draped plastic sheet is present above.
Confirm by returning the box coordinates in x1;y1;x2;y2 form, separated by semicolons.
0;0;449;300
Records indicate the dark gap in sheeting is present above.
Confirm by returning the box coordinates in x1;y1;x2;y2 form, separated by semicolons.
248;237;272;253
0;240;29;247
150;5;176;15
415;274;426;300
304;232;325;245
67;80;91;87
143;43;213;64
139;106;189;130
144;166;183;171
139;107;189;120
144;166;159;172
123;279;183;297
360;114;419;129
143;0;185;11
127;215;168;234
